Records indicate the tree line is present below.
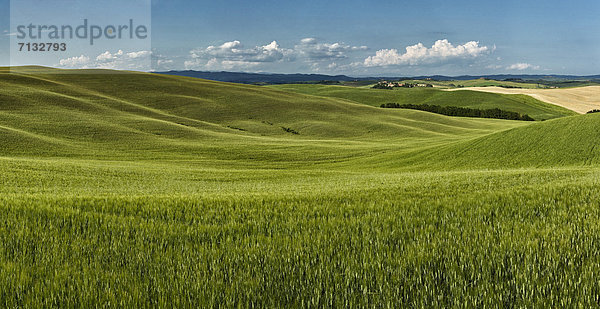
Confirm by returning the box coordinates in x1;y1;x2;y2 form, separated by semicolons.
381;103;535;121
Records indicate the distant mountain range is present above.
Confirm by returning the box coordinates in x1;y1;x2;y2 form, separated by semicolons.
155;70;600;84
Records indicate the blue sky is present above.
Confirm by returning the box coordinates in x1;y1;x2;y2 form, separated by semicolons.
2;0;600;75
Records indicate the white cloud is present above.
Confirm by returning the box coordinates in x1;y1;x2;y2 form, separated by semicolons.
506;63;540;70
58;50;152;70
213;40;242;51
96;50;123;62
296;38;368;61
263;41;280;52
59;55;91;68
185;38;368;70
364;39;489;67
197;41;291;62
205;58;219;68
151;53;177;70
156;59;173;66
301;38;317;44
127;51;151;59
185;40;294;70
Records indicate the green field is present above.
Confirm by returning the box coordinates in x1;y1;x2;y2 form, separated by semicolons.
407;79;546;89
268;84;576;120
1;67;600;307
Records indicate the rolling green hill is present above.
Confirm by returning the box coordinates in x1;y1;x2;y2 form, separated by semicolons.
1;67;591;170
0;67;527;164
343;112;600;170
268;84;577;120
425;112;600;168
2;67;600;307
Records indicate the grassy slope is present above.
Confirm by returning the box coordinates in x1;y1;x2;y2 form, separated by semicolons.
346;112;600;171
0;67;525;165
0;67;593;170
3;67;600;307
268;84;577;120
429;112;600;168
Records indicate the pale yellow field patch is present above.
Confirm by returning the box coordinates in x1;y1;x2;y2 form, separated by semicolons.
447;86;600;114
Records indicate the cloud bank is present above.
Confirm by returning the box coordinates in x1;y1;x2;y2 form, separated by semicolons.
184;38;368;70
58;50;152;70
54;38;497;74
296;38;368;61
185;40;294;70
363;39;489;67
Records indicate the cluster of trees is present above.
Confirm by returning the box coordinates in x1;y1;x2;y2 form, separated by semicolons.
380;103;535;121
372;82;434;90
587;109;600;114
399;83;433;88
372;83;394;90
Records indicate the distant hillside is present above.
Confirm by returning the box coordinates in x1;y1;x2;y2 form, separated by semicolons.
0;66;597;170
0;67;524;161
154;71;363;84
268;84;576;121
156;70;600;85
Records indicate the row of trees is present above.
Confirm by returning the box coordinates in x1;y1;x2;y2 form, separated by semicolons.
381;103;535;121
372;82;434;90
